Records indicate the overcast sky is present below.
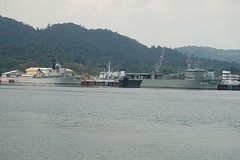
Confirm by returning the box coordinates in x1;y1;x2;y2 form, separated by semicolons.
1;0;240;49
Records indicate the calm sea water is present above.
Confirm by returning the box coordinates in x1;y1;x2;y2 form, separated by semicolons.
1;85;240;160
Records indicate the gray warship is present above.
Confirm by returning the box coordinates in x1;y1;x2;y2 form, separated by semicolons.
120;47;221;89
140;69;220;89
14;61;82;85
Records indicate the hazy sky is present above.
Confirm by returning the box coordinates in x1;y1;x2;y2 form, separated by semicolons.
1;0;240;49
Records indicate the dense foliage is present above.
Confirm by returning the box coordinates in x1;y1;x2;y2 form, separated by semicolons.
1;16;240;76
176;46;240;64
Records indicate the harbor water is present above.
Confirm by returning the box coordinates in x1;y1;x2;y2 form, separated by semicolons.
1;85;240;159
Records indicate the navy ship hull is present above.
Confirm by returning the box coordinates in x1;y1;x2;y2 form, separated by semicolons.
14;76;82;85
141;79;220;89
119;77;142;88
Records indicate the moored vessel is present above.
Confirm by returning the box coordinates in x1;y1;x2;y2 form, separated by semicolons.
81;61;125;87
13;60;82;85
120;69;221;89
140;69;220;89
120;47;221;89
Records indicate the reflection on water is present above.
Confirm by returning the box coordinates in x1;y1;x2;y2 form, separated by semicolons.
1;85;240;159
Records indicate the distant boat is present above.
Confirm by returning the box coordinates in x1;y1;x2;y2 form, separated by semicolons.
14;60;82;85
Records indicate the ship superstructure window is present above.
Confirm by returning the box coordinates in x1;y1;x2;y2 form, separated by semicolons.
187;77;193;79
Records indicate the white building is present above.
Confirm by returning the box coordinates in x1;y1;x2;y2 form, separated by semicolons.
221;70;240;85
0;70;23;83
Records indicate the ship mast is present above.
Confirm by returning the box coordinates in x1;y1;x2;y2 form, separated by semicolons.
107;61;111;73
186;57;192;69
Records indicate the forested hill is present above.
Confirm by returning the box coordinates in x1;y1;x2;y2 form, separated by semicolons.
0;16;239;75
176;46;240;64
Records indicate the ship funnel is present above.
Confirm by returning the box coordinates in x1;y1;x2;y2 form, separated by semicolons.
51;60;56;70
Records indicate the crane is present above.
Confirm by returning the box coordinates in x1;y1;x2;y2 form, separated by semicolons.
155;47;166;74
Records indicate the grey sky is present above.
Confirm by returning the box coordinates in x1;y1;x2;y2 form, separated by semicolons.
1;0;240;49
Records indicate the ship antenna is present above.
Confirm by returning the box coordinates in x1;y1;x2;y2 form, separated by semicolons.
197;58;200;69
211;54;213;70
186;57;192;69
108;61;111;73
51;60;56;70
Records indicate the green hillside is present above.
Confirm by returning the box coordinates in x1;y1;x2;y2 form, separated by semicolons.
0;16;239;76
176;46;240;63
